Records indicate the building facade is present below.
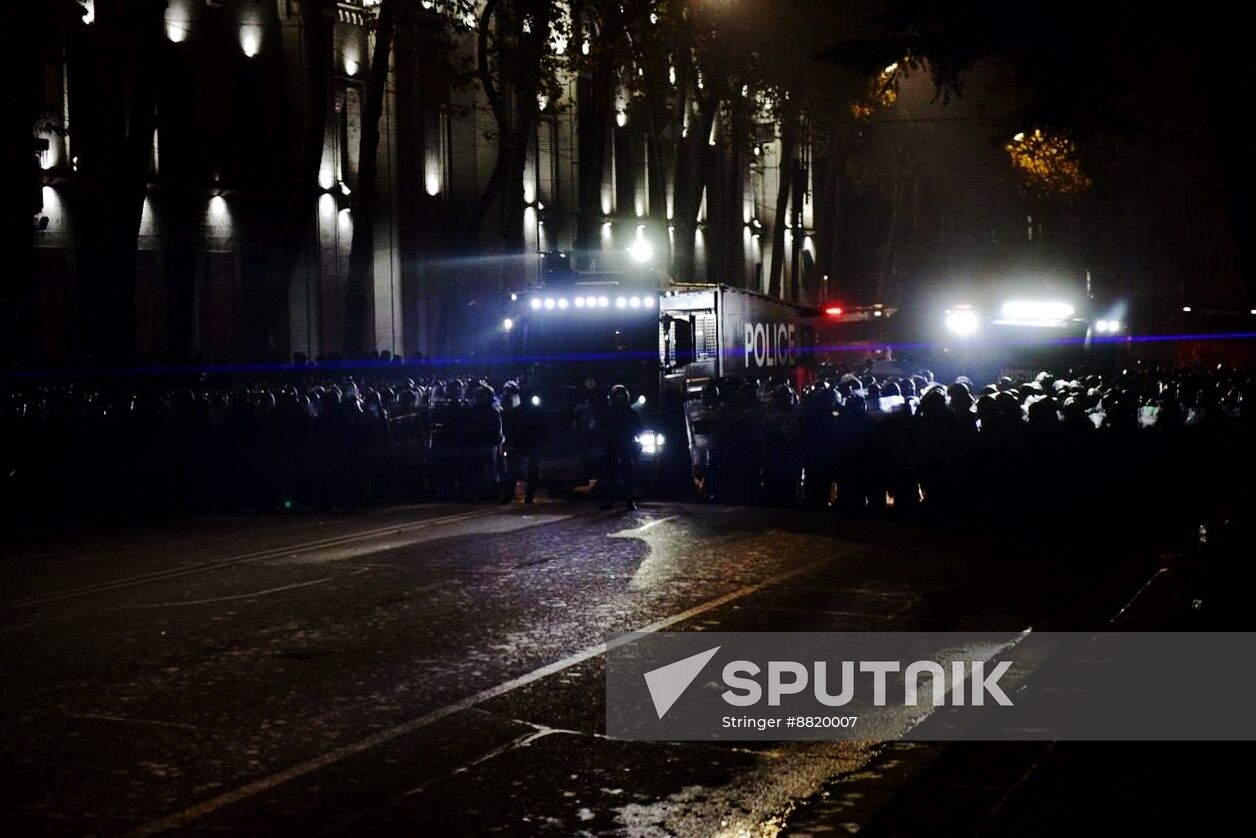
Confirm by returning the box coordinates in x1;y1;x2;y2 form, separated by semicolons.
30;0;818;366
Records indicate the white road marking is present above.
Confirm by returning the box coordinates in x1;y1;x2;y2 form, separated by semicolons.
127;545;862;837
404;726;559;797
118;569;369;609
0;507;510;612
264;514;576;566
635;515;678;532
68;713;213;733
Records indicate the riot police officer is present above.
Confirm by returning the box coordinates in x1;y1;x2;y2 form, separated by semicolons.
468;383;504;500
500;381;543;504
600;384;643;510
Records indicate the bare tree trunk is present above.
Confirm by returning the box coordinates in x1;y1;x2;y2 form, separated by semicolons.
501;109;537;258
344;0;399;356
644;54;671;234
4;1;80;363
877;168;915;303
466;0;507;250
247;0;332;359
813;116;854;303
768;109;796;299
576;13;619;268
1201;40;1256;303
672;94;716;284
500;2;551;266
789;135;807;302
721;94;747;288
81;0;165;363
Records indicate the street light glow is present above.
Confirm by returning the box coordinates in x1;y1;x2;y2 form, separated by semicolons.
627;236;653;264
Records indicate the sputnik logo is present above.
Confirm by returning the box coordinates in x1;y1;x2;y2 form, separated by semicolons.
643;646;721;719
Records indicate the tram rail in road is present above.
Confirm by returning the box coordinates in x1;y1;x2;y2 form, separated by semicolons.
0;505;516;612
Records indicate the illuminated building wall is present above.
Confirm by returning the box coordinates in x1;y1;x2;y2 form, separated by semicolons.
30;0;814;365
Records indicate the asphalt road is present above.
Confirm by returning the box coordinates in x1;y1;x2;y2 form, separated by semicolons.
0;501;1158;836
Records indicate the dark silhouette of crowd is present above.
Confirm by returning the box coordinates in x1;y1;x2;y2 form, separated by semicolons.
1;360;1253;535
692;361;1256;530
0;370;519;524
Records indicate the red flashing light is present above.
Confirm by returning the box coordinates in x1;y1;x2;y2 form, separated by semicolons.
824;305;844;317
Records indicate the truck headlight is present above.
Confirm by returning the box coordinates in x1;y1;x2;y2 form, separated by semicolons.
1000;300;1074;320
945;308;979;336
636;431;665;455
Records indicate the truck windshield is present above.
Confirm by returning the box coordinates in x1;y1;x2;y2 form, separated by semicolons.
518;309;658;391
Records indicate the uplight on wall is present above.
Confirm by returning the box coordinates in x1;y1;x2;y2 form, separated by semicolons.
140;197;156;236
41;186;62;223
209;194;228;221
165;1;190;43
240;23;262;57
241;34;260;57
424;168;441;197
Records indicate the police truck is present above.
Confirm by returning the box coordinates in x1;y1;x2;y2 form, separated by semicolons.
501;281;819;495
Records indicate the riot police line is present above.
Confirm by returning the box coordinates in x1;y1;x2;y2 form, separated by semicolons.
0;360;1252;529
0;366;638;521
687;361;1254;528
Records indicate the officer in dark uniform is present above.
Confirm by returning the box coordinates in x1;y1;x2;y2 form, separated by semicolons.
600;384;643;510
499;381;543;504
800;384;837;509
430;380;467;500
468;383;504;500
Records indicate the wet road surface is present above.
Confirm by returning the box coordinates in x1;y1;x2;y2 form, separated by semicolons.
0;502;1156;835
